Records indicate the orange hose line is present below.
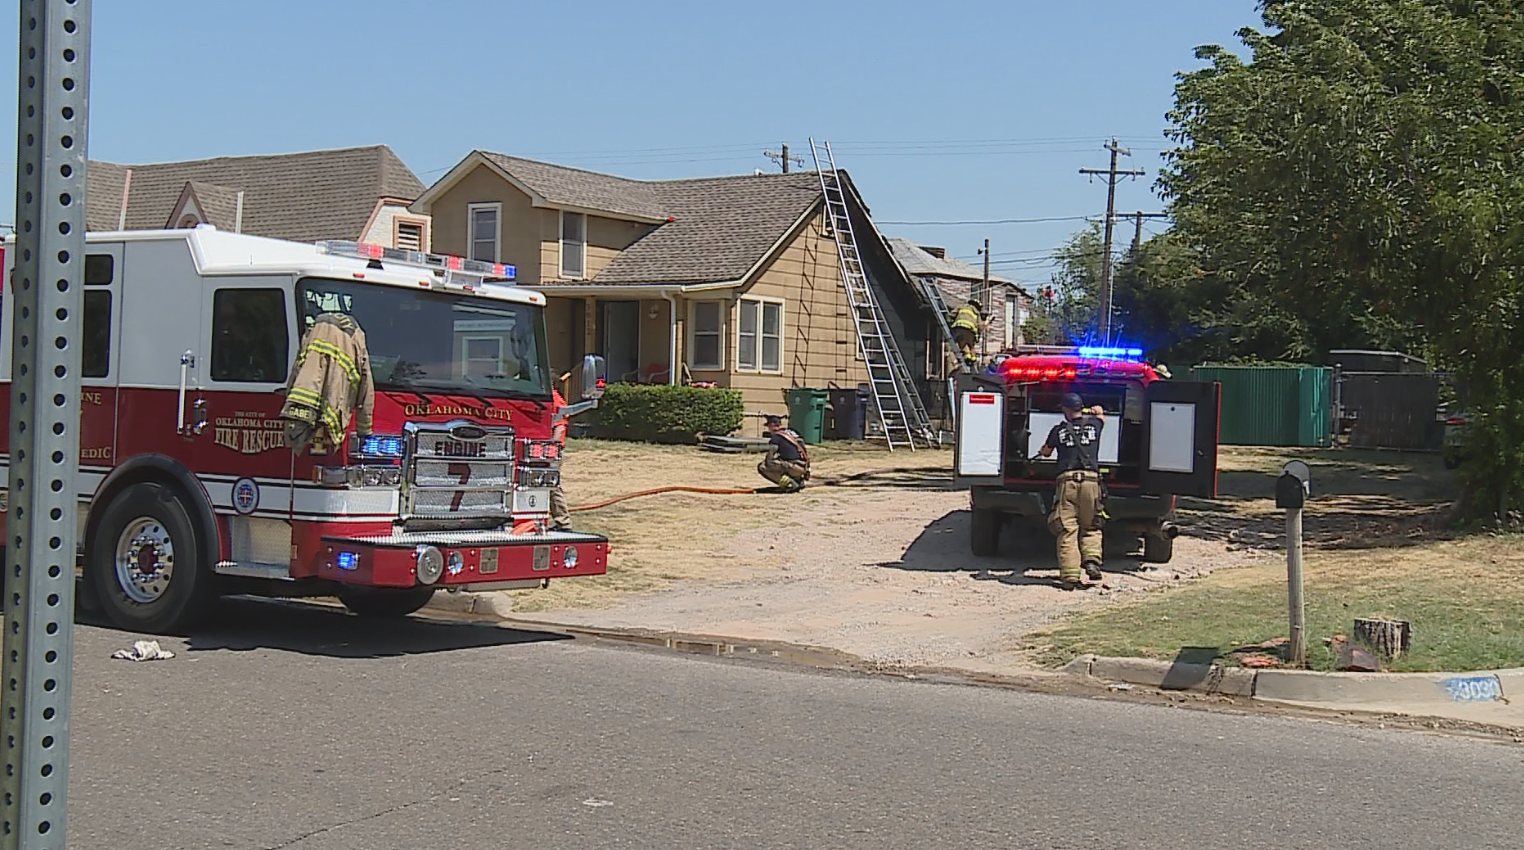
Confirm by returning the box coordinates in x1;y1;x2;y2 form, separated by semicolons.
568;466;935;513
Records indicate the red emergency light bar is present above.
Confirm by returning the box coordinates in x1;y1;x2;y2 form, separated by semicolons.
1002;361;1078;382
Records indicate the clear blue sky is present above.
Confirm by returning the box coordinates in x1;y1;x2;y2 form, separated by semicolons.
3;0;1258;287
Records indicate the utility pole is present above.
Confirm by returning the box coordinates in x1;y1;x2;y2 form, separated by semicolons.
979;238;990;357
1080;139;1145;342
764;143;804;173
1129;211;1169;255
6;1;91;847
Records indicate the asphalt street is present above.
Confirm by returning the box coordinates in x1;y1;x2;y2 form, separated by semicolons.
50;600;1524;849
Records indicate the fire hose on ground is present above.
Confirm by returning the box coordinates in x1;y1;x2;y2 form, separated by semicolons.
569;467;938;513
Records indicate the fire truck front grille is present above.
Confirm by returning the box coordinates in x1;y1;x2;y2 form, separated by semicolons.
405;423;516;519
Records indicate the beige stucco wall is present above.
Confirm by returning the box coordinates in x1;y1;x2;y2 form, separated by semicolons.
363;203;432;251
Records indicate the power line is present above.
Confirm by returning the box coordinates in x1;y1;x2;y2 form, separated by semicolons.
878;214;1097;226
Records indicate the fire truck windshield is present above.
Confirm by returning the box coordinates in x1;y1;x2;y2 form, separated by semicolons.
297;277;552;400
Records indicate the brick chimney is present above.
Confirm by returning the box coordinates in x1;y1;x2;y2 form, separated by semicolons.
920;245;946;259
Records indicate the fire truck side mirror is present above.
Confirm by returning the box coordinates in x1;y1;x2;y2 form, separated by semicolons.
582;354;607;399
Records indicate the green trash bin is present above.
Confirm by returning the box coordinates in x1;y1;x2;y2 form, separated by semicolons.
784;388;829;445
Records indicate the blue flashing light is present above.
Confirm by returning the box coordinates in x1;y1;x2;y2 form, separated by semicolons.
336;551;360;571
1076;346;1144;361
357;434;405;458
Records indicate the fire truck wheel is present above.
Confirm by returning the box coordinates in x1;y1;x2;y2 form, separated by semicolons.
969;507;1002;557
90;482;214;633
337;586;437;619
1143;533;1174;564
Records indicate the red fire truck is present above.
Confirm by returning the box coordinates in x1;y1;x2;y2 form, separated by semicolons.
0;227;610;631
953;345;1221;565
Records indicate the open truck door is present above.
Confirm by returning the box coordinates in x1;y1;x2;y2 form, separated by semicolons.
1139;380;1221;499
953;372;1006;488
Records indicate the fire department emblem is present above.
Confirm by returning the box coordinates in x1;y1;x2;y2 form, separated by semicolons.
232;478;260;515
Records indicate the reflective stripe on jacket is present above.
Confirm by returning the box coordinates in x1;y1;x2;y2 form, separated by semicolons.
280;313;376;446
951;304;981;332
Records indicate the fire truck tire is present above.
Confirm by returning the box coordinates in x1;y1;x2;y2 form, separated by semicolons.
337;587;437;619
970;507;1003;557
1143;533;1174;564
89;482;215;633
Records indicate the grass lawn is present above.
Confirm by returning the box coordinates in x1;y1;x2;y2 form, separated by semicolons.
1027;535;1524;673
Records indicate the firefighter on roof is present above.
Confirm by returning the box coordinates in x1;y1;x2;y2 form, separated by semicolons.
1038;392;1106;588
949;299;983;368
281;312;376;454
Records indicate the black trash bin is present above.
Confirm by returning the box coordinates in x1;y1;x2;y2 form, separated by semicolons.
828;385;871;440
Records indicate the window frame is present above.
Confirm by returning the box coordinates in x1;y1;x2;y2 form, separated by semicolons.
394;217;429;253
208;287;293;386
688;300;725;371
459;334;506;379
734;296;785;375
560;211;587;279
467;203;502;264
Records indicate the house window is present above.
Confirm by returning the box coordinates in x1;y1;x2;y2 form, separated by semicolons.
736;297;784;373
82;291;112;379
468;203;500;263
561;211;586;279
690;301;723;370
461;336;504;378
211;289;291;383
395;219;428;252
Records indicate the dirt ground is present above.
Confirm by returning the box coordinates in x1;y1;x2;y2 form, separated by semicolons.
480;438;1298;675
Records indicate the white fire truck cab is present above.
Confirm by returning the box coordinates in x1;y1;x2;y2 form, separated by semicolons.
0;227;610;632
953;345;1222;564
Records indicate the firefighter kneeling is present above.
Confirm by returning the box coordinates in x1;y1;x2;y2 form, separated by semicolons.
1038;392;1106;589
757;414;810;493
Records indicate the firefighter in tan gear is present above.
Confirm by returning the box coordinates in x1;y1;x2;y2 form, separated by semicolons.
1038;392;1106;589
550;387;572;530
281;312;376;454
757;414;810;492
949;299;983;368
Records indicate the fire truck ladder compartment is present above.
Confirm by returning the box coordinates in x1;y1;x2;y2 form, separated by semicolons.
810;138;936;451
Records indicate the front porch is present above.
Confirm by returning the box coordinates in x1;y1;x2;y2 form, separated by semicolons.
544;292;689;398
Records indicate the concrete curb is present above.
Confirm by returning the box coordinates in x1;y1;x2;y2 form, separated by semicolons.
1066;654;1524;712
423;591;516;620
1062;654;1256;697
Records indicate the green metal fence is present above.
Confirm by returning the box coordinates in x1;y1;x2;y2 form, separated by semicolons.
1191;365;1333;447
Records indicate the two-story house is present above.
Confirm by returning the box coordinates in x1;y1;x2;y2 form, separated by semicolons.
411;151;933;423
86;145;431;250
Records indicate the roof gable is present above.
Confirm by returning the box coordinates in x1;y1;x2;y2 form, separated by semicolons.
86;145;426;243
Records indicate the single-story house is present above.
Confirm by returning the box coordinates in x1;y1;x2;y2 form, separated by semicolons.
411;151;935;432
85;145;431;250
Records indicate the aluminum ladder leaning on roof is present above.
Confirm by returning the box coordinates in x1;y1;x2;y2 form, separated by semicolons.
809;138;937;451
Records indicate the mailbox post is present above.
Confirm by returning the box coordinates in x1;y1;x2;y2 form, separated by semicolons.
1277;461;1311;667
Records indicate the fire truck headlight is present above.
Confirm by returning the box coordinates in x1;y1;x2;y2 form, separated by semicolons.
564;546;579;569
415;545;445;585
446;551;465;577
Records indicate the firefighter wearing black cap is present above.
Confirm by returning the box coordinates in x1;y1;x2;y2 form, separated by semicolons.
1038;392;1106;588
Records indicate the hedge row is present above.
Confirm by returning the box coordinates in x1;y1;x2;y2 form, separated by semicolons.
589;383;744;443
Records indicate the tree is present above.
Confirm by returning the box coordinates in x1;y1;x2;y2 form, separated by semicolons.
1161;0;1524;518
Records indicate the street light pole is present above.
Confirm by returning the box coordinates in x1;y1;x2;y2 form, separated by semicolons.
3;1;91;846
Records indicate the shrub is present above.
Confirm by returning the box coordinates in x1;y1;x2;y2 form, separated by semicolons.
589;383;744;443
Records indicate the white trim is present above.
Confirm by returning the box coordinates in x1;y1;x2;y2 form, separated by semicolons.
559;210;587;280
733;295;786;375
458;334;506;379
467;202;502;264
687;299;726;371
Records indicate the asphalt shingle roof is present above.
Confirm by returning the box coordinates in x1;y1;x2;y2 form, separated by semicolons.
474;152;827;286
184;182;240;230
887;238;1012;285
87;145;425;243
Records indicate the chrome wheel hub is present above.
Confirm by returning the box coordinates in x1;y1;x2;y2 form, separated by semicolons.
114;518;175;604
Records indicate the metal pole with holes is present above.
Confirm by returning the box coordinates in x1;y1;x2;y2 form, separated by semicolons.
4;1;90;847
